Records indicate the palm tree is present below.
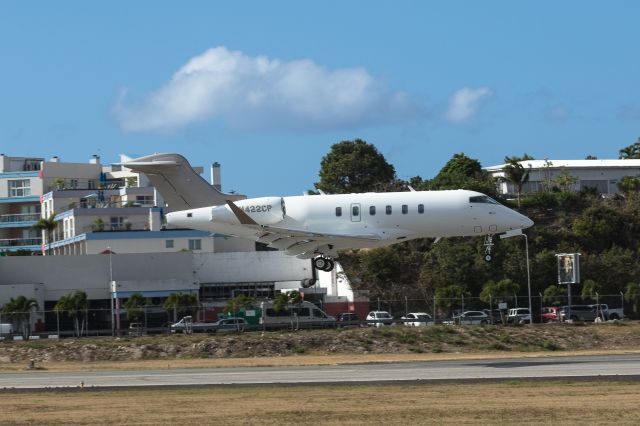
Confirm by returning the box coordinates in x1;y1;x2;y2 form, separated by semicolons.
163;292;198;323
54;291;89;337
502;154;533;207
124;292;146;323
2;296;39;338
619;139;640;159
32;214;58;255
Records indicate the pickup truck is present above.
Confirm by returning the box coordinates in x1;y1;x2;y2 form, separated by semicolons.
590;304;624;321
170;316;247;333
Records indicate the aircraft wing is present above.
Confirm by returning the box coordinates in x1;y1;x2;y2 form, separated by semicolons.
225;200;381;258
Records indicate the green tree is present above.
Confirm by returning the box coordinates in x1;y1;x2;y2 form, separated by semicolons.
32;214;57;256
618;175;640;193
2;296;39;338
580;279;601;302
422;153;498;197
554;167;577;192
435;284;470;317
224;294;255;315
123;292;146;323
54;291;89;337
163;292;198;323
315;139;396;194
502;154;533;207
479;279;520;304
618;139;640;159
624;282;640;314
273;291;302;313
543;285;567;306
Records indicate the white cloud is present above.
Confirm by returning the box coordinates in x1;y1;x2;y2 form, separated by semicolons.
114;47;418;132
444;87;493;124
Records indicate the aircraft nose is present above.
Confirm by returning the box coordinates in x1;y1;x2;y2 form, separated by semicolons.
516;212;534;229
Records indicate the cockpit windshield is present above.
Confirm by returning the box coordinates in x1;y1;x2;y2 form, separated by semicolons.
469;195;500;204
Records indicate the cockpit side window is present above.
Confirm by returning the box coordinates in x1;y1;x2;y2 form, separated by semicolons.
469;195;499;204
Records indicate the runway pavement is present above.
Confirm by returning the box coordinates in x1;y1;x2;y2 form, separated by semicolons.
2;354;640;389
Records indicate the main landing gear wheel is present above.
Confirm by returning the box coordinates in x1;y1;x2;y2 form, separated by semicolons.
313;256;335;272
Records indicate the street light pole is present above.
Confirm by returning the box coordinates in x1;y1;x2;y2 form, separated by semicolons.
108;246;114;336
500;229;533;325
523;233;532;325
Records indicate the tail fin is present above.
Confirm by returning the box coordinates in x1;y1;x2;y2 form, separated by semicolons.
123;153;245;211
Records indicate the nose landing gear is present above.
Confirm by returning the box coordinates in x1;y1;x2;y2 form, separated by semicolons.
483;234;494;262
313;256;335;272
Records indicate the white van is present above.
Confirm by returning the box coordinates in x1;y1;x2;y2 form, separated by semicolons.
261;301;335;329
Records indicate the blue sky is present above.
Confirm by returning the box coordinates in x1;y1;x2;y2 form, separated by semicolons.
1;1;639;197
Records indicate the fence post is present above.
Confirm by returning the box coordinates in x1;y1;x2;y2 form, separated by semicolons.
377;297;380;311
596;292;600;322
539;292;543;324
621;291;625;318
433;298;436;323
489;294;493;324
404;296;408;316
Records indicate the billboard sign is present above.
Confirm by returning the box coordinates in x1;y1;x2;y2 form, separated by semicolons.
556;253;580;284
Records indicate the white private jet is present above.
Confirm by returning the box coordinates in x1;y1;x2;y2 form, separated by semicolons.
124;153;533;273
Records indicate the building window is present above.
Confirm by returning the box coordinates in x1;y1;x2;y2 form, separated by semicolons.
88;180;96;189
402;204;408;214
418;204;424;214
188;239;202;250
165;239;174;248
386;205;392;215
335;207;342;217
69;179;78;189
110;216;125;230
369;206;376;215
8;179;31;197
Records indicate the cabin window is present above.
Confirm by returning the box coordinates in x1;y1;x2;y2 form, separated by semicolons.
402;204;408;214
335;207;342;217
187;212;193;218
386;205;392;215
418;204;424;214
369;206;376;215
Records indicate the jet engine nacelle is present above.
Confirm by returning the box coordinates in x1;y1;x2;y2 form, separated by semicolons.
212;197;285;225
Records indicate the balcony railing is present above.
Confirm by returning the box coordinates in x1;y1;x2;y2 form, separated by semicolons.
0;213;41;223
0;237;42;248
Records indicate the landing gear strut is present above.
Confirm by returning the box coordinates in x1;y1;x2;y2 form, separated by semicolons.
483;234;494;262
313;256;335;272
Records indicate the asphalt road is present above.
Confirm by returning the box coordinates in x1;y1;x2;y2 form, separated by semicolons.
2;354;640;389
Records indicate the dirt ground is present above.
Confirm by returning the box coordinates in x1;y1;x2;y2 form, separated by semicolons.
1;322;639;372
2;381;640;425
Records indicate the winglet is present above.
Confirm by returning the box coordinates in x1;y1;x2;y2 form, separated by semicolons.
225;200;258;225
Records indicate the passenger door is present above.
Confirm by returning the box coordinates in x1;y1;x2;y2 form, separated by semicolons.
350;203;361;222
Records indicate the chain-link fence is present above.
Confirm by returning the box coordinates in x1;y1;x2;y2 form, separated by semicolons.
0;293;631;339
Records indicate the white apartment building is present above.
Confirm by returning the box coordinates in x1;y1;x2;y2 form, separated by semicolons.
485;159;640;196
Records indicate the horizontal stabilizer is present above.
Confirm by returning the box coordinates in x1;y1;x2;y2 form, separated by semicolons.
124;153;244;211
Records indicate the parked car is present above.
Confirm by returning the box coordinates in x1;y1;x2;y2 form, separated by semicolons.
448;310;489;325
589;304;624;321
541;307;560;323
507;308;531;324
482;309;504;324
128;322;146;337
214;317;247;333
401;312;432;327
336;312;360;327
366;311;394;327
558;305;599;322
